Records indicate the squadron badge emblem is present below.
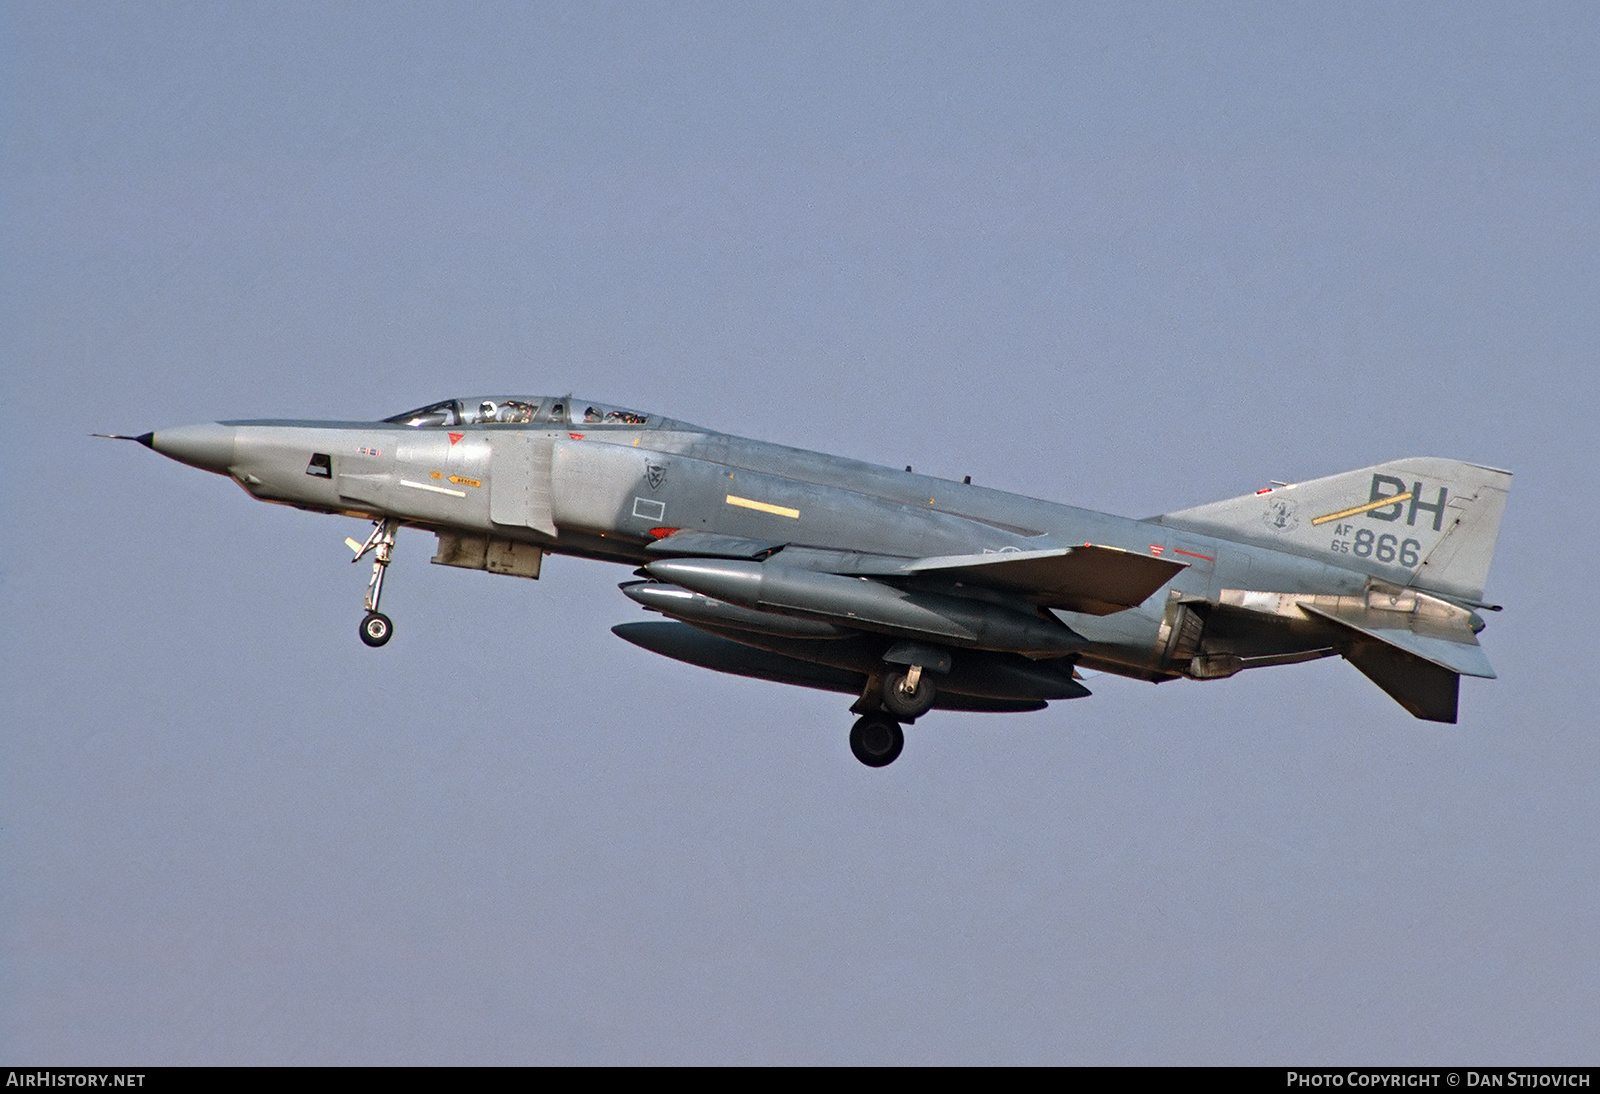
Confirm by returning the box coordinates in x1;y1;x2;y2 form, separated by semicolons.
1261;498;1300;532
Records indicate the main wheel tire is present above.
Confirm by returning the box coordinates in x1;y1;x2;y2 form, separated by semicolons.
850;716;904;767
881;668;935;720
360;611;393;647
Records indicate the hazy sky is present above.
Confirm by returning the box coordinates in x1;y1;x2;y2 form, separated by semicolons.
4;2;1597;1064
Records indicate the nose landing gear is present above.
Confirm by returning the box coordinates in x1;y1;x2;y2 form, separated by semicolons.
351;519;398;647
360;610;393;647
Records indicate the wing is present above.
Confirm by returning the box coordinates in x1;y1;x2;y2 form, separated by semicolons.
894;544;1188;616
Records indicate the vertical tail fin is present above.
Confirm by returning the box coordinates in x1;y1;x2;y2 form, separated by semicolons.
1159;458;1512;603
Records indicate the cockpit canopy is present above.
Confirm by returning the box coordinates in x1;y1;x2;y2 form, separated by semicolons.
383;396;652;429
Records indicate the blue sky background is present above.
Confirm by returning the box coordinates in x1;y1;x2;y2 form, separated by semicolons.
4;2;1597;1063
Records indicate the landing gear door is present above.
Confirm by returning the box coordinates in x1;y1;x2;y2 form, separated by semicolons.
489;433;558;536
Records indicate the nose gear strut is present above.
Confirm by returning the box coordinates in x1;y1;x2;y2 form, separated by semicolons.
350;519;398;647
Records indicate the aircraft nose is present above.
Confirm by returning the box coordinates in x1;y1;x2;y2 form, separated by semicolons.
148;423;239;475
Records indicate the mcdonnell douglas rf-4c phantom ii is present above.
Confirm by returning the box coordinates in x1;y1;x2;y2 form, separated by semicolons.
105;395;1511;767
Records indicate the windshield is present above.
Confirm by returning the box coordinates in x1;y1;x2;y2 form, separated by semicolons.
383;400;460;427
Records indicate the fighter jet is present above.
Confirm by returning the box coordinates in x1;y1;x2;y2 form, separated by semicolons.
102;394;1511;766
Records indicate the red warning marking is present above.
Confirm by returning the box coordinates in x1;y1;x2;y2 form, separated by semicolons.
569;432;585;440
448;432;463;444
1174;548;1214;561
1256;487;1273;495
1149;544;1165;556
648;527;681;540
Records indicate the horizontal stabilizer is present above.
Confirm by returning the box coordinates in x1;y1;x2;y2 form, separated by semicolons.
903;544;1186;615
1297;602;1496;680
1212;585;1494;723
1342;641;1461;723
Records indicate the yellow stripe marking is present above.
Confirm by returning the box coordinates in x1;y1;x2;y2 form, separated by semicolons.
726;494;800;519
400;478;467;498
1311;492;1412;526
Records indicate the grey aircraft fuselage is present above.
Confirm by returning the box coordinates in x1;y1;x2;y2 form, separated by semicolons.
114;393;1511;766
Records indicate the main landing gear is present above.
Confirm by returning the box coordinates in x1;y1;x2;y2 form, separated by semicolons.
849;715;904;768
351;519;397;647
847;648;942;766
881;664;935;720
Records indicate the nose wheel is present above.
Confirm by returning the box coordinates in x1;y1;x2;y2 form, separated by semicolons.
350;519;398;647
360;611;393;647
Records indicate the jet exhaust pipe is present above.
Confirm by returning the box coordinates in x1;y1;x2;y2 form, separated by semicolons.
643;557;1087;657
